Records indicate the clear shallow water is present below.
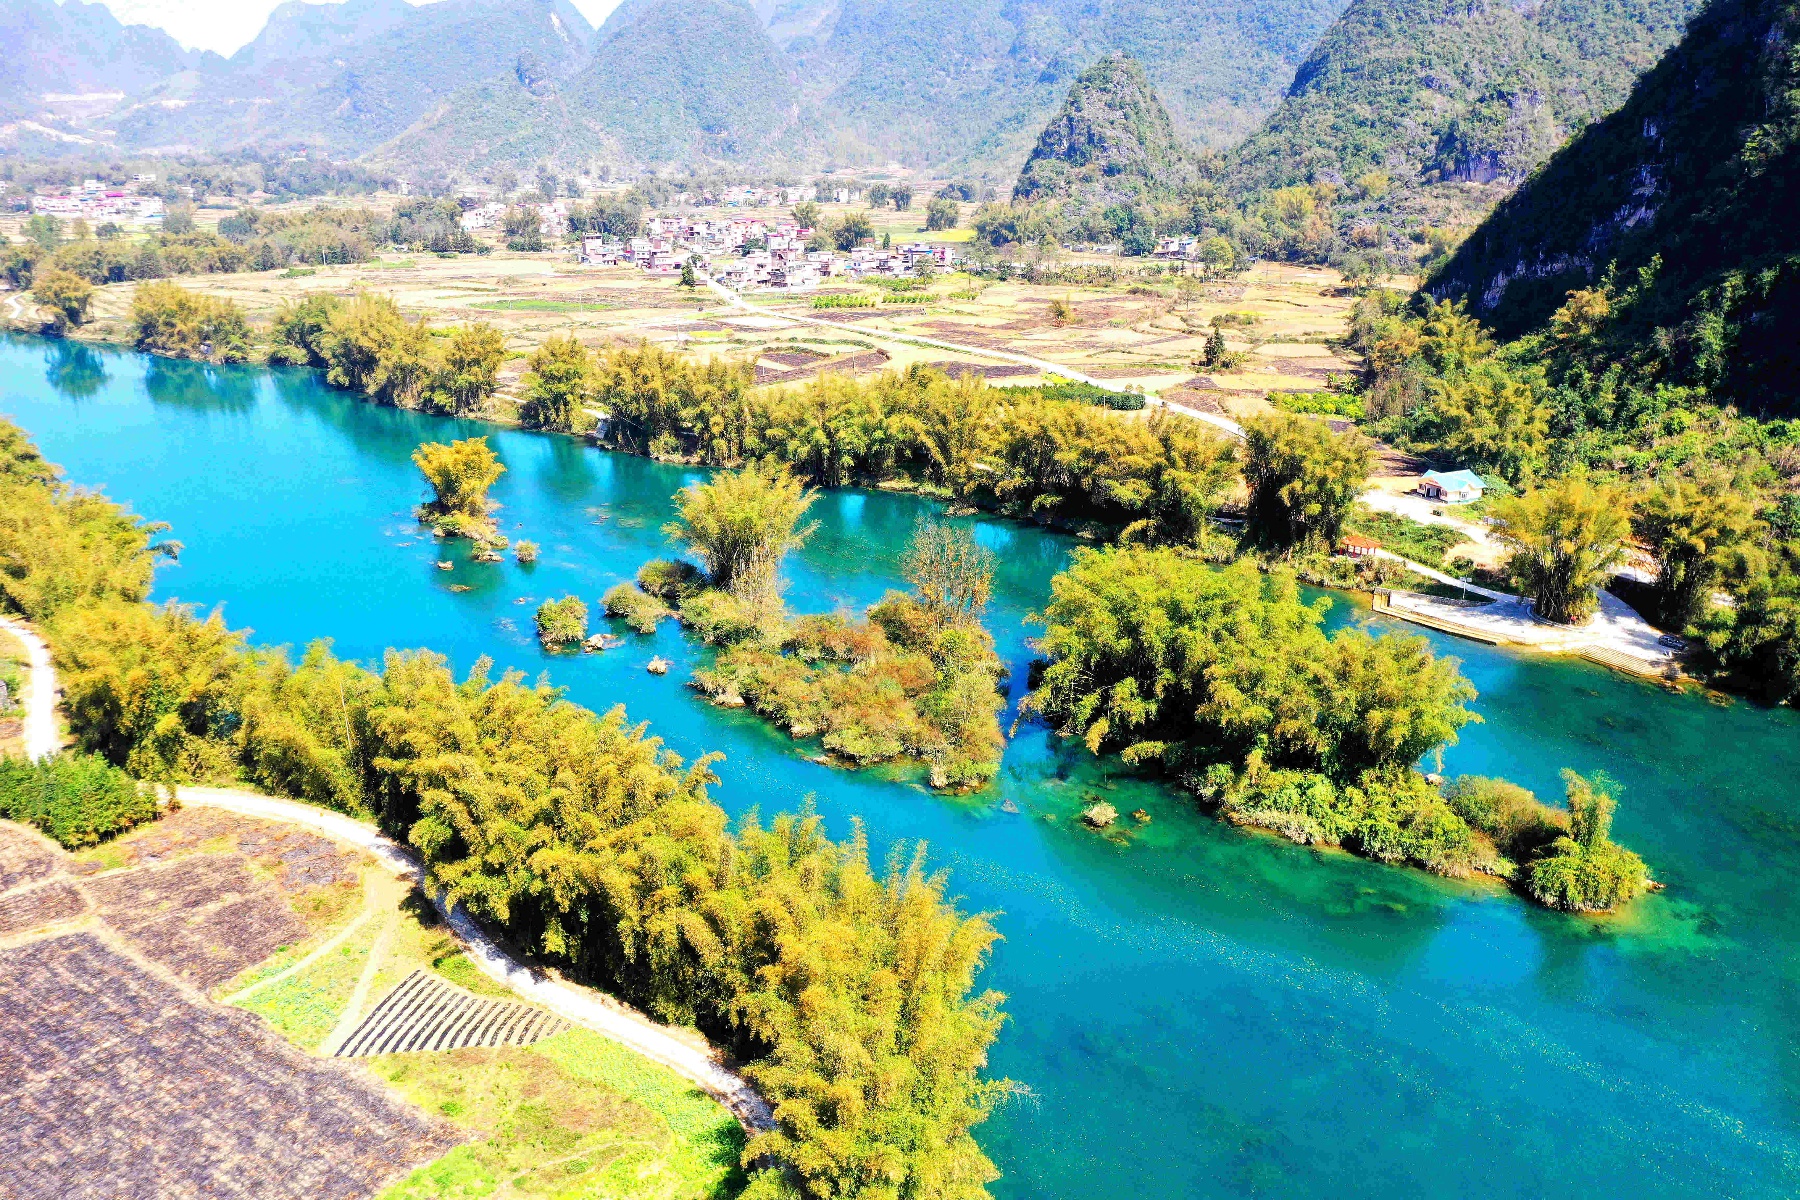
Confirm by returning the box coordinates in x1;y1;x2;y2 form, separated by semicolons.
7;333;1800;1199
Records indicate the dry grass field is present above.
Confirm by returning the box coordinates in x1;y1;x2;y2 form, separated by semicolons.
11;191;1375;416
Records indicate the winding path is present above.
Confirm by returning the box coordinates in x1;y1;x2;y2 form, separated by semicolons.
0;615;59;762
0;614;774;1132
179;787;778;1131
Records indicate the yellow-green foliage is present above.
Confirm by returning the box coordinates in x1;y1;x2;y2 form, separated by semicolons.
0;423;176;622
1241;410;1372;549
666;462;818;603
412;436;506;520
580;344;1236;541
604;583;670;634
695;593;1006;789
32;266;94;331
375;1030;745;1200
3;409;1013;1200
270;292;505;415
534;595;588;647
130;281;252;362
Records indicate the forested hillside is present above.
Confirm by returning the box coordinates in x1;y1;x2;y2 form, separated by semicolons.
1013;56;1199;208
1430;0;1799;412
109;0;594;156
784;0;1349;171
374;0;795;172
0;0;202;122
1219;0;1700;262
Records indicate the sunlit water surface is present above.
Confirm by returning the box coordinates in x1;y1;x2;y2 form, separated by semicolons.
6;334;1799;1198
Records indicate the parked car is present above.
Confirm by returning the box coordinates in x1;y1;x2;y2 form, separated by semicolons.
1659;633;1688;651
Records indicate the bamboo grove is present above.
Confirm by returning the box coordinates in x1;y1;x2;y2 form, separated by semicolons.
0;418;1012;1200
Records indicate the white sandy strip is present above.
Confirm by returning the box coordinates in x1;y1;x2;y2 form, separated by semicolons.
176;786;776;1132
0;615;60;762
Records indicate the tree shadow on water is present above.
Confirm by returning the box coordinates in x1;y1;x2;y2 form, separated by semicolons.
43;339;110;400
144;356;259;413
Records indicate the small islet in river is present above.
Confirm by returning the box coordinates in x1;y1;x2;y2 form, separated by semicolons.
5;332;1798;1199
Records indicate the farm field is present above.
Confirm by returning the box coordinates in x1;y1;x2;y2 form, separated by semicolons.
0;806;745;1200
22;189;1368;416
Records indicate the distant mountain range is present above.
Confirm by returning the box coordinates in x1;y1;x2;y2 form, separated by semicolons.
0;0;1350;175
1212;0;1704;253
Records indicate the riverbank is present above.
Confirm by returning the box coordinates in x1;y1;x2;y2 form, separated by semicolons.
0;610;773;1124
6;335;1799;1199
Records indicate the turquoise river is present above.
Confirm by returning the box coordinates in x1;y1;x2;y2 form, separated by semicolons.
5;334;1799;1199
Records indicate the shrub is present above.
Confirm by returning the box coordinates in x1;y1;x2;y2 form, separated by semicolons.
603;583;670;634
1525;771;1650;912
513;540;539;564
0;752;157;848
534;596;588;648
636;558;704;600
130;281;252;362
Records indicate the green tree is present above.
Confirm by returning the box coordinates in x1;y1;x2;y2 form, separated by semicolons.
1633;475;1759;630
1241;412;1372;549
2;241;43;289
1491;475;1630;623
412;437;505;520
1200;324;1227;368
518;335;591;432
1423;362;1550;484
23;214;64;251
502;205;545;251
428;323;506;416
791;200;821;228
833;213;876;251
925;197;959;231
679;259;698;288
1526;771;1651;912
162;203;196;235
891;184;914;210
32;267;95;332
666;461;817;603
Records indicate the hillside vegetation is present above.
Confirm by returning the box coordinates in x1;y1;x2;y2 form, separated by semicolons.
1013;55;1200;210
1217;0;1701;264
1430;0;1800;413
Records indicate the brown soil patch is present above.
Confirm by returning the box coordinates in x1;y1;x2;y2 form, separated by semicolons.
84;854;310;989
0;932;464;1200
0;823;63;892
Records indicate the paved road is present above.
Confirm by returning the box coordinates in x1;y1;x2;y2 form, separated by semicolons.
0;615;59;762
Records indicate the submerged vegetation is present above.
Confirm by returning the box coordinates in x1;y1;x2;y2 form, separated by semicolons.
0;416;1013;1200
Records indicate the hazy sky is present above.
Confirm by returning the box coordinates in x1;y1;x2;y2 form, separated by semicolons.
83;0;624;57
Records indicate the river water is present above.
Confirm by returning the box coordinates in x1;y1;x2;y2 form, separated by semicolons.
5;334;1798;1198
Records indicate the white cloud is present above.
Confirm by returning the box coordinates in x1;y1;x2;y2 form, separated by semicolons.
75;0;623;57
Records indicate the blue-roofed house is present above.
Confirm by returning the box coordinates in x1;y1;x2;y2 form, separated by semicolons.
1419;469;1485;504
